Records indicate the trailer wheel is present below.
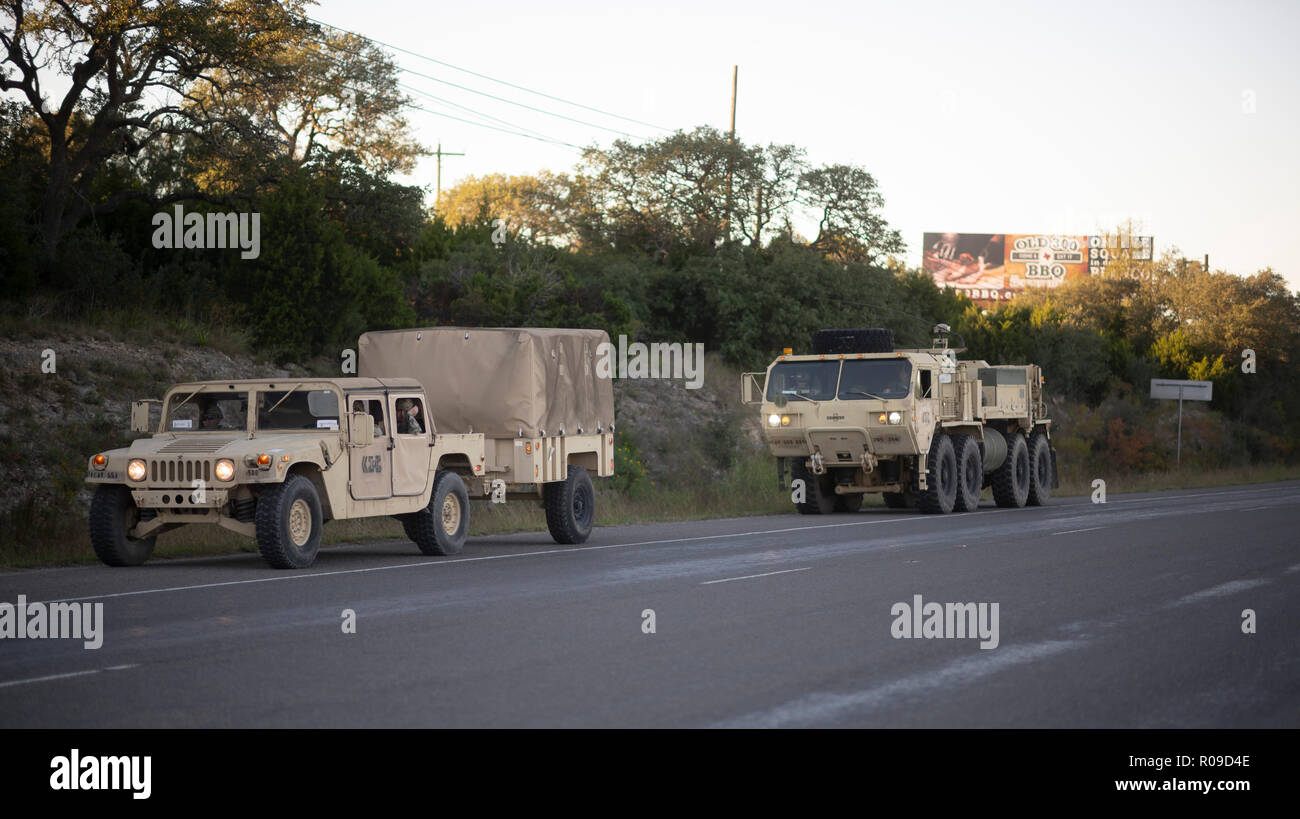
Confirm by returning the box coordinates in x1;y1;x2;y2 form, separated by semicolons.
917;435;959;514
790;459;836;515
545;465;595;544
991;431;1031;508
951;434;983;512
255;475;323;569
410;470;470;555
1026;432;1053;506
89;484;156;567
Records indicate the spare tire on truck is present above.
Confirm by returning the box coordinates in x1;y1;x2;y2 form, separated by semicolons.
810;328;894;355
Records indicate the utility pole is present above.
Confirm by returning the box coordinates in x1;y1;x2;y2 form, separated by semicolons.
724;65;737;242
433;141;465;212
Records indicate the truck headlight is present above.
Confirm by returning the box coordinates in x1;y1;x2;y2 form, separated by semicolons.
215;459;235;482
91;454;107;470
127;459;147;482
767;414;781;427
888;411;902;425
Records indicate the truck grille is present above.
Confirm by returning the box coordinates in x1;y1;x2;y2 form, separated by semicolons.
149;458;212;485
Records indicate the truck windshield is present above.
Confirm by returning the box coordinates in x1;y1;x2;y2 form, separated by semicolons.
258;389;341;431
838;359;912;400
766;361;841;402
166;391;250;432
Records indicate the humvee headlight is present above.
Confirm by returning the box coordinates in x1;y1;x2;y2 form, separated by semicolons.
780;415;791;426
256;453;272;468
214;459;235;482
887;411;902;425
127;459;147;482
91;454;107;470
767;414;781;427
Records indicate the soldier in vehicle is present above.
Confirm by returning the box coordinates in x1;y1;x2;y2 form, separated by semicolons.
396;398;423;434
201;404;224;429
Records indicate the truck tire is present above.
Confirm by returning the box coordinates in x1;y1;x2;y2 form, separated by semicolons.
89;484;156;567
410;470;470;555
545;465;595;544
833;492;864;513
917;435;958;514
255;475;324;569
1027;432;1053;506
790;459;836;514
951;434;983;512
810;328;894;355
991;431;1031;508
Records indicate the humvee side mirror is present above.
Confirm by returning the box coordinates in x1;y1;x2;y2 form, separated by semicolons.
350;412;374;446
131;400;160;433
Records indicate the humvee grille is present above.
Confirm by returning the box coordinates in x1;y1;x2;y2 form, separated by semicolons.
149;458;212;485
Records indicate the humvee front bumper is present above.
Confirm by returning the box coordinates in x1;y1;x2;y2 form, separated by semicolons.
131;488;230;509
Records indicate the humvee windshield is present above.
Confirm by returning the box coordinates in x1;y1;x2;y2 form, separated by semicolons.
258;389;341;431
837;359;912;400
766;361;840;402
166;391;249;431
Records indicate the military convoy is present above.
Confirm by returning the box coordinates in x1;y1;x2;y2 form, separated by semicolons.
86;328;615;569
744;326;1057;514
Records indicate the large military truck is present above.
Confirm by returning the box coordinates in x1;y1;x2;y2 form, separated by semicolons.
86;328;616;569
742;326;1057;515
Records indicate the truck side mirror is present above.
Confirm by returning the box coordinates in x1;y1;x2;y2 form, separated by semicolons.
741;372;766;405
131;400;160;433
350;412;374;446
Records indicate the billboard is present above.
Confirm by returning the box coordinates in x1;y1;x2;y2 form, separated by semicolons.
923;232;1154;303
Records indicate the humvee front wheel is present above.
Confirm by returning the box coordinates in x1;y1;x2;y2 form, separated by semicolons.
89;484;156;567
917;435;959;514
409;470;470;555
255;475;323;569
545;465;595;544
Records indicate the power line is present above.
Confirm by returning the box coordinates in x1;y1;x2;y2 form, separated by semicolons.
304;14;670;135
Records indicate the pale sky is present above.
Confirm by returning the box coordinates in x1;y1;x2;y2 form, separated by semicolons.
312;0;1299;290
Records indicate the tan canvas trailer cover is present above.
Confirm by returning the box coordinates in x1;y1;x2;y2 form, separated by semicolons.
357;327;615;439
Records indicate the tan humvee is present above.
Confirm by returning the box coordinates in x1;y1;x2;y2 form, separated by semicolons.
87;329;615;569
742;326;1057;515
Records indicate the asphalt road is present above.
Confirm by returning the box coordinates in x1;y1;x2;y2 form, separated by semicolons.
1;482;1297;728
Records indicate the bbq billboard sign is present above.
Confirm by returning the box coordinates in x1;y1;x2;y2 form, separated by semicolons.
923;232;1153;303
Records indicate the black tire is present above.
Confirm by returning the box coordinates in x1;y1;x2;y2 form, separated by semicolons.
410;470;470;555
951;434;983;512
790;459;835;515
89;484;156;567
833;492;864;513
810;328;894;355
544;465;595;544
917;435;958;514
991;431;1031;508
255;474;323;569
1027;432;1053;506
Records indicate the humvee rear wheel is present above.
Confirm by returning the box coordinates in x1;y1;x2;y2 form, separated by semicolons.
545;465;595;544
255;475;323;569
917;435;959;514
410;470;470;555
951;434;983;513
89;484;156;567
790;459;835;515
1026;432;1053;506
991;431;1031;508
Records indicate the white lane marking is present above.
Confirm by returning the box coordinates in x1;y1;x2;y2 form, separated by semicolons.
1166;579;1271;609
40;514;953;604
717;640;1081;728
701;567;812;585
1052;526;1106;535
32;485;1300;605
0;663;138;690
